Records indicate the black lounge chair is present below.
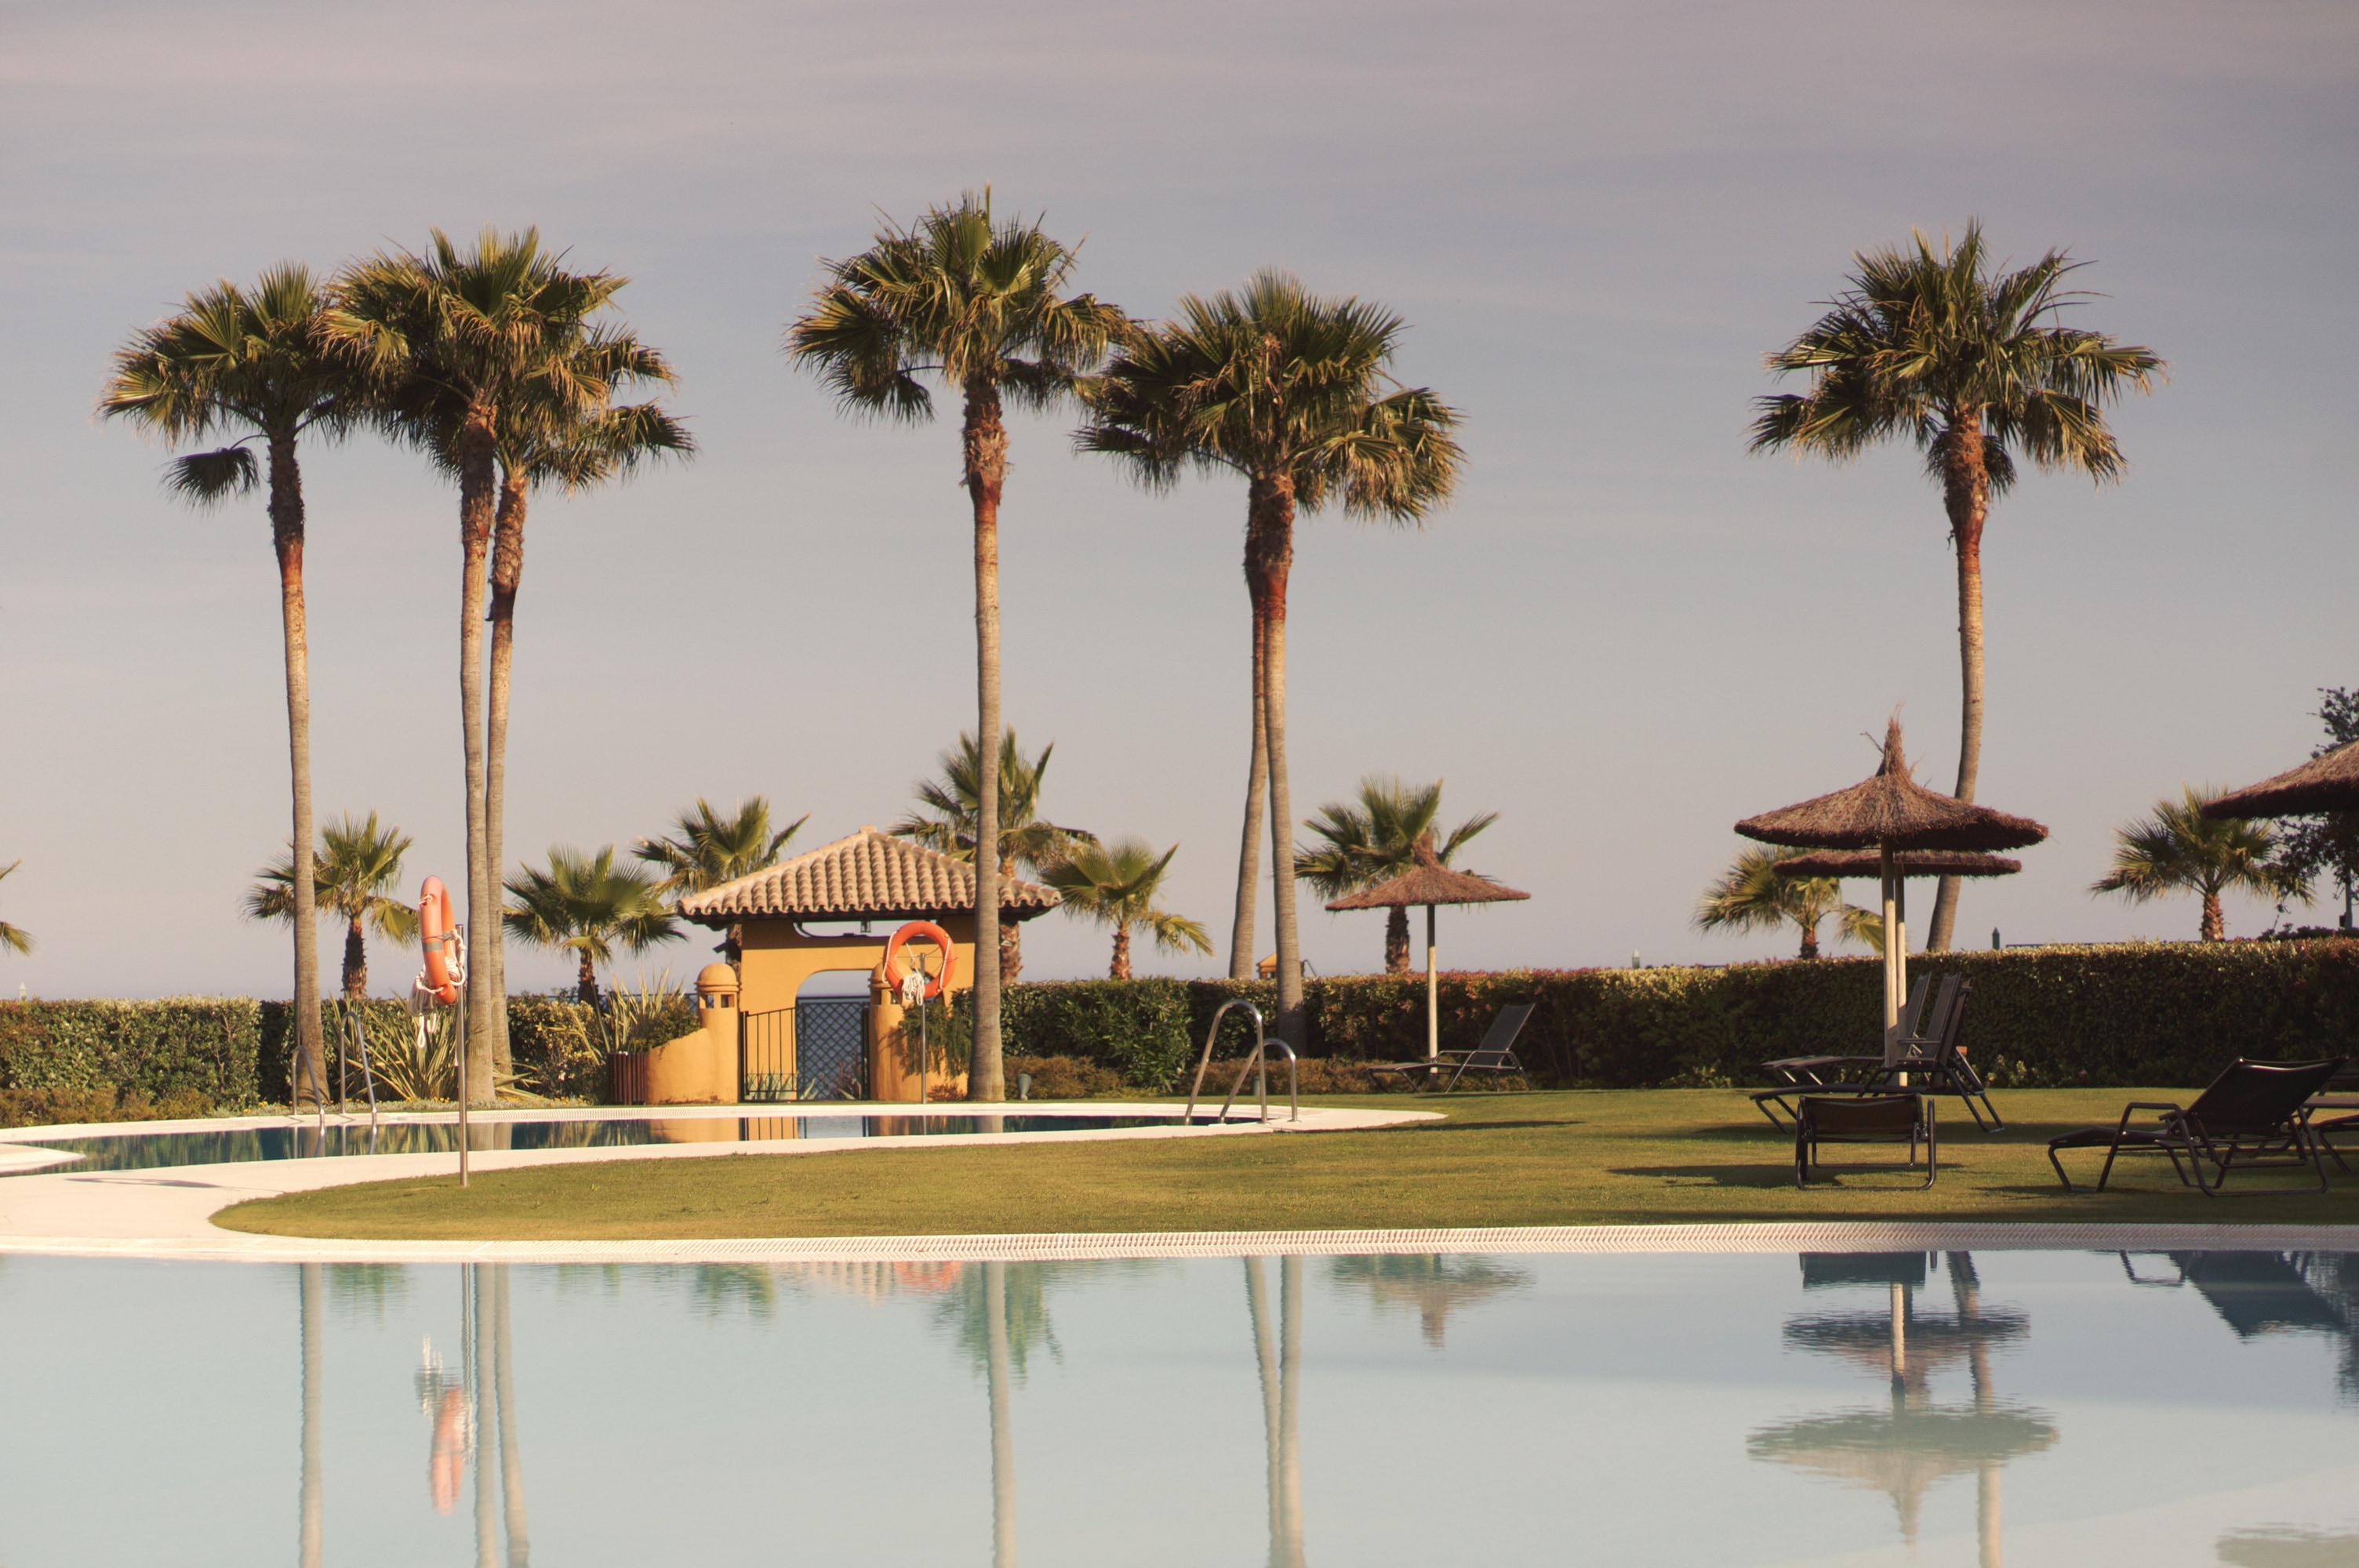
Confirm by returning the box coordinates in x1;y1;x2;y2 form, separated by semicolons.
2045;1058;2347;1196
1760;975;1928;1093
1754;977;1977;1128
1364;1004;1535;1092
1794;1094;1936;1189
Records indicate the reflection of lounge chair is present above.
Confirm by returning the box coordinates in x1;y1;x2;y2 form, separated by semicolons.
1794;1094;1936;1189
2046;1058;2346;1194
1364;1004;1534;1092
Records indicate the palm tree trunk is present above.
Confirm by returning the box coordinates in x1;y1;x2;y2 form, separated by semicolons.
1384;906;1411;975
482;469;526;1081
267;430;324;1109
1110;925;1132;980
1927;408;1990;954
2201;889;2225;942
576;951;598;1005
1797;919;1820;961
457;404;498;1105
1230;594;1269;980
964;377;1007;1101
1252;476;1306;1048
343;917;367;1000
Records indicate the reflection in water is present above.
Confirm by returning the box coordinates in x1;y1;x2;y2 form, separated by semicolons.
1751;1253;2055;1563
299;1264;322;1568
2217;1526;2359;1565
2126;1252;2359;1406
1326;1254;1529;1348
1245;1258;1306;1568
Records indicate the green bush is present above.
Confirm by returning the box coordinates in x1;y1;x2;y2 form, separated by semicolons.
0;999;260;1109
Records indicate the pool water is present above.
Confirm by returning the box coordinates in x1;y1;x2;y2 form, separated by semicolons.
0;1113;1201;1175
1;1247;2354;1564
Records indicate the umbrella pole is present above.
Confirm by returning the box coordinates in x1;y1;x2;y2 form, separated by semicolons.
1425;905;1438;1060
1881;844;1901;1056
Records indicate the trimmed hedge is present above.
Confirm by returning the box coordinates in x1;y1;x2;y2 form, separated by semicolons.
994;942;2359;1091
0;1000;263;1109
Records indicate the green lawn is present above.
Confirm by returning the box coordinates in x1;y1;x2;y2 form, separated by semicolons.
214;1088;2359;1240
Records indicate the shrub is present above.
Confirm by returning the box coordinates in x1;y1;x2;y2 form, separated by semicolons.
996;980;1201;1092
0;1000;260;1108
0;1085;216;1129
1004;1055;1126;1099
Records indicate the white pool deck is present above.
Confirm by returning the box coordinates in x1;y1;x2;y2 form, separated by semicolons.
2;1102;2357;1265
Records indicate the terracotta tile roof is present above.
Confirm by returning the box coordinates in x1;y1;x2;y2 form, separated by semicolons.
677;827;1060;924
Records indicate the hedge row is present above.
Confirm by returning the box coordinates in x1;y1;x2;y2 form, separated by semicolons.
0;1000;264;1108
991;941;2359;1091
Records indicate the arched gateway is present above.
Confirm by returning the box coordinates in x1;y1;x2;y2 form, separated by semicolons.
677;827;1060;1102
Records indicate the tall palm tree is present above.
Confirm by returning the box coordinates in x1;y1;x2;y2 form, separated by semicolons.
1042;839;1213;978
788;192;1126;1100
396;337;691;1069
1296;775;1496;975
0;861;31;957
2092;786;2308;942
891;730;1096;981
633;796;808;964
1694;846;1883;960
1080;272;1463;1044
502;844;682;1004
327;229;630;1100
100;265;360;1107
1750;223;2164;952
246;812;417;998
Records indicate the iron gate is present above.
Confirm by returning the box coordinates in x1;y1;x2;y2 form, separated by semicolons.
740;1000;869;1101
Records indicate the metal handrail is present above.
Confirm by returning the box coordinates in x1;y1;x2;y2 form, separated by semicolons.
1183;999;1299;1124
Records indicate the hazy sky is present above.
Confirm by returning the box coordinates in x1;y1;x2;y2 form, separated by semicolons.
5;0;2355;999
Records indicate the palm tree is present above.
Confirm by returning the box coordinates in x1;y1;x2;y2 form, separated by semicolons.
633;796;808;964
246;812;417;998
0;861;31;957
1296;776;1497;975
1694;846;1883;960
394;339;692;1065
502;844;682;1004
891;730;1096;982
1042;839;1213;978
2092;786;2308;942
1080;272;1463;1046
100;264;361;1108
1750;223;2163;952
327;229;631;1100
788;193;1126;1100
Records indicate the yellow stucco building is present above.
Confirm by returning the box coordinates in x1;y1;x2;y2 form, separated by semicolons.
663;826;1058;1103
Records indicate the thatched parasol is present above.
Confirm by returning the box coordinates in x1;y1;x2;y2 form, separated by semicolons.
1738;720;2046;1050
1775;850;2022;880
2203;739;2359;820
1327;832;1529;1060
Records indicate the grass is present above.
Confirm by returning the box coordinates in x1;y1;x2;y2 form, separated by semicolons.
213;1088;2359;1241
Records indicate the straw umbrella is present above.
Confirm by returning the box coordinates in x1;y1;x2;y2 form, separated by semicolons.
2203;739;2359;820
1325;831;1528;1060
1739;721;2045;1051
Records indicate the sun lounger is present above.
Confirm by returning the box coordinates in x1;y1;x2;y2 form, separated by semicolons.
1761;975;1928;1091
1794;1094;1936;1189
1754;977;1971;1127
2046;1058;2346;1195
1879;978;2005;1130
1364;1004;1535;1092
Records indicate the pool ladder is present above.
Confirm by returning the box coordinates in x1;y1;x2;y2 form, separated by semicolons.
1183;1000;1299;1123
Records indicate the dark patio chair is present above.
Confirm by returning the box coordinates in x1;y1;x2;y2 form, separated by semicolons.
1794;1094;1936;1189
1880;979;2005;1131
1754;977;1967;1128
1363;1004;1535;1093
2045;1058;2347;1196
1759;975;1928;1093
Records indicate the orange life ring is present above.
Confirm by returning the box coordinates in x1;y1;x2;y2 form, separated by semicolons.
417;877;460;1005
881;920;955;1002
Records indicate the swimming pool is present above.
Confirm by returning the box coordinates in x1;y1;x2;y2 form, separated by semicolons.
1;1247;2352;1563
0;1112;1209;1176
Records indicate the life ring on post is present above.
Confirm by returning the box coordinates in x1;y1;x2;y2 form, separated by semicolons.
417;877;461;1005
881;920;956;1002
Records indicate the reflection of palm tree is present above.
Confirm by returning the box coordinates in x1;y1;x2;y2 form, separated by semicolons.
299;1263;322;1568
1752;1254;2054;1558
1327;1254;1528;1348
1245;1258;1306;1568
493;1266;531;1566
986;1261;1017;1568
471;1266;497;1568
